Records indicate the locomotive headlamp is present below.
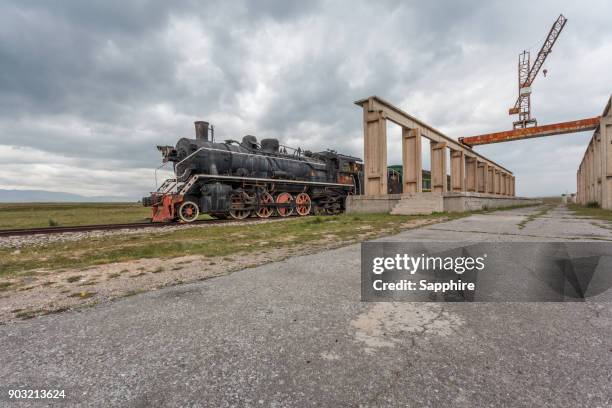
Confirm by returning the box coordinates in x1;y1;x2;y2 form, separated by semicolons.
156;145;176;163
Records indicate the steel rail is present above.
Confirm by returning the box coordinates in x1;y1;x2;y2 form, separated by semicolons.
0;217;287;237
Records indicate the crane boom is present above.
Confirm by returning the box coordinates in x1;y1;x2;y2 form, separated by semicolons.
519;14;567;93
509;14;567;129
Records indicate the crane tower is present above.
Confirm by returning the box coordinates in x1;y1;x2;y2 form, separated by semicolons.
509;14;567;129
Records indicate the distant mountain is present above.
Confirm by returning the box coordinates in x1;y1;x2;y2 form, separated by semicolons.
0;189;138;203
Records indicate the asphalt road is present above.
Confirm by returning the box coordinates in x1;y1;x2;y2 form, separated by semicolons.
1;205;611;407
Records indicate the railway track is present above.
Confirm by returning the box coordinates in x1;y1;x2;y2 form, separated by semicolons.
0;217;270;237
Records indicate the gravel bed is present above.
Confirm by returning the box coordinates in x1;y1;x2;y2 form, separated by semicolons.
0;218;287;249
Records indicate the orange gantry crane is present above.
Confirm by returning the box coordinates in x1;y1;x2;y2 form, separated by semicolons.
458;117;600;146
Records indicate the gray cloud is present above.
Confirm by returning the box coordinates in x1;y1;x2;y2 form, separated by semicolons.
0;0;610;197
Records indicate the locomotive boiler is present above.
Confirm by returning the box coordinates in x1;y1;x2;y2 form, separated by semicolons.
143;121;363;222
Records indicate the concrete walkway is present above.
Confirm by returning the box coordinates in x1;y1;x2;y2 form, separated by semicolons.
1;205;611;407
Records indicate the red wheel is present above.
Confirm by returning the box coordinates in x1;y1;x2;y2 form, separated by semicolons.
256;192;274;218
295;192;311;216
178;200;199;223
275;193;294;217
229;191;251;220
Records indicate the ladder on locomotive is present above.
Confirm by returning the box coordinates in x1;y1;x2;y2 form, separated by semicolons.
178;175;199;195
156;175;198;196
157;178;177;193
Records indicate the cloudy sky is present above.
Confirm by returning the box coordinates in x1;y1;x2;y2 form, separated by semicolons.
1;1;610;198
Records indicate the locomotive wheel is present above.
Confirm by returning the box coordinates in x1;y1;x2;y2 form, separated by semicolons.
295;192;311;216
256;192;274;218
275;192;294;217
229;191;251;220
324;196;342;215
326;205;341;215
178;200;199;223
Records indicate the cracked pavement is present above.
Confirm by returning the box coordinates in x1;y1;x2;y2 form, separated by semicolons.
0;204;611;407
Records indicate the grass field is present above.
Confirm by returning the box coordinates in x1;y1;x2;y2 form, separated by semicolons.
0;203;153;229
0;202;540;278
0;212;465;276
568;203;612;222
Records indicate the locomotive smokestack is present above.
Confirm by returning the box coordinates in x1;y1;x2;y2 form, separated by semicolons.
194;121;209;141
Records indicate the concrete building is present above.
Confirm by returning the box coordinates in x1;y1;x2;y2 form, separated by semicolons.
576;96;612;209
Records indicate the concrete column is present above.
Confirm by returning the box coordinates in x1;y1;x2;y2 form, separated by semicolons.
487;167;494;194
511;176;516;196
505;174;512;196
584;162;587;203
494;169;501;195
450;149;465;192
466;157;477;192
500;173;506;196
602;117;612;209
585;148;589;202
595;134;601;202
576;166;579;204
579;165;583;203
505;174;510;196
585;158;588;203
585;159;588;203
477;161;488;193
588;141;595;201
578;165;583;204
402;127;422;193
583;150;587;202
586;145;591;202
582;150;588;204
592;144;597;203
492;169;497;194
430;142;447;194
588;148;591;202
592;144;596;202
577;165;581;204
363;109;387;196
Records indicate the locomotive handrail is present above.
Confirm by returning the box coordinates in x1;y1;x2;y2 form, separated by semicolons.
188;174;353;188
279;144;303;157
154;161;172;190
174;146;210;180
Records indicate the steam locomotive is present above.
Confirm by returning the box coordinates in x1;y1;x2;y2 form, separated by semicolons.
143;121;364;222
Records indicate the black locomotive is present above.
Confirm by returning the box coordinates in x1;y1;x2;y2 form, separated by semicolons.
143;121;363;222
